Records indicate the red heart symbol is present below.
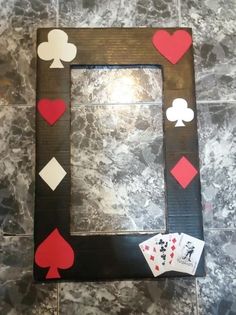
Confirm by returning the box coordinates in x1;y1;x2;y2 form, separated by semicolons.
152;30;192;64
38;99;66;125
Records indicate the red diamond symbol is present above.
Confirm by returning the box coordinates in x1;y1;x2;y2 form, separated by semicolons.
171;245;176;251
155;265;159;271
170;253;174;258
170;156;198;189
172;238;177;243
150;255;155;261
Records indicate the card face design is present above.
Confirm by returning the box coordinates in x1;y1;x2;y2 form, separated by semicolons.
152;234;170;269
165;233;180;268
171;233;205;275
139;233;204;277
139;235;166;276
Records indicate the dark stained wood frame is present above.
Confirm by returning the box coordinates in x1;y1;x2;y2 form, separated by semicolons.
34;28;205;281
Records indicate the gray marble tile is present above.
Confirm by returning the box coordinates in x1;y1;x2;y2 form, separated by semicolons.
59;0;179;27
0;106;34;234
0;235;57;315
198;102;236;228
0;0;57;105
135;0;179;27
59;278;197;315
197;229;236;315
71;66;163;105
71;104;165;233
181;0;236;101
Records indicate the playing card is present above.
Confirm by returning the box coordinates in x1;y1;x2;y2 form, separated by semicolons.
139;235;166;277
139;233;204;276
151;234;171;271
165;233;180;269
171;233;204;275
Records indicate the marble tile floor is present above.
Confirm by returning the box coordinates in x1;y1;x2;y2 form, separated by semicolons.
0;0;236;314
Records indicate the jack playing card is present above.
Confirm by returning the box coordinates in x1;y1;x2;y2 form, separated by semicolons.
171;233;205;275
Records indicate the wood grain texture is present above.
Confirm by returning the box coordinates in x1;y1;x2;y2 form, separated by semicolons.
35;28;204;281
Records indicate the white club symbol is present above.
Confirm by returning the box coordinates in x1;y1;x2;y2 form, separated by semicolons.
166;98;194;127
37;29;77;68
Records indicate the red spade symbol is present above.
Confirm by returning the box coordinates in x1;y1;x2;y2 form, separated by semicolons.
35;228;75;279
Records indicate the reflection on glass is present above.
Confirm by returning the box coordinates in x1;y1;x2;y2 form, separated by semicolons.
71;66;162;105
109;76;137;103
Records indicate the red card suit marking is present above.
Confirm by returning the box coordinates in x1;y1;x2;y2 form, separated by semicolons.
38;99;66;125
35;228;75;279
152;30;192;64
170;156;198;189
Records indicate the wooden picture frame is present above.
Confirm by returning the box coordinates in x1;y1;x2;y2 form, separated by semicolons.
34;28;204;281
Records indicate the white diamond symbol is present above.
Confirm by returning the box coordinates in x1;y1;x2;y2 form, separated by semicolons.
39;157;67;191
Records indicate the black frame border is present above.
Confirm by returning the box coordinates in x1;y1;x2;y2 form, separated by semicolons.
34;28;205;281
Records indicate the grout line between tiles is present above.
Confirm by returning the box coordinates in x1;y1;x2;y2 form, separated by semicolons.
177;0;182;26
2;234;33;237
56;0;59;27
72;101;162;107
204;227;236;231
57;283;60;315
197;100;236;104
0;104;34;107
3;227;236;238
70;229;166;236
3;228;235;238
195;278;200;315
72;99;236;107
1;100;235;108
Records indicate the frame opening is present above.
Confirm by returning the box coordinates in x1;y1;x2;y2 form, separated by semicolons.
70;65;165;234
